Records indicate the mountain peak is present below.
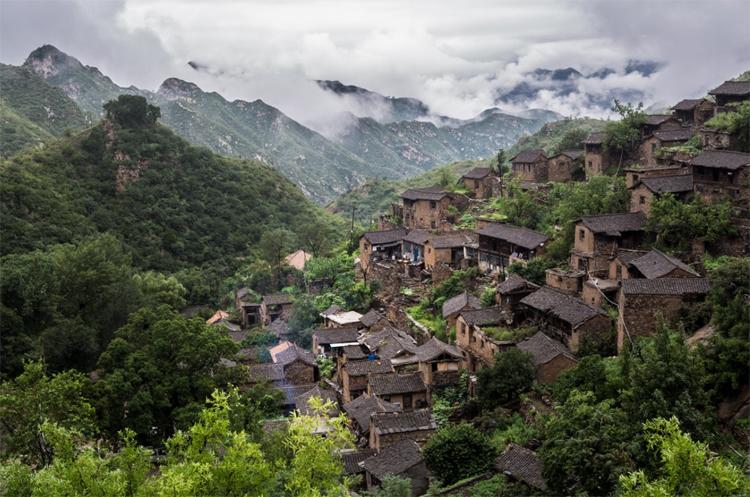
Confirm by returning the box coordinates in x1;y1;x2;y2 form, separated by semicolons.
158;77;203;100
23;44;82;77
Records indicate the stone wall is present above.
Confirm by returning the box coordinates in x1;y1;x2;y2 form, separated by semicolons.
536;355;577;384
370;426;435;451
285;360;315;385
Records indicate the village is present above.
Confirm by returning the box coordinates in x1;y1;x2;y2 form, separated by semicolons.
205;78;750;496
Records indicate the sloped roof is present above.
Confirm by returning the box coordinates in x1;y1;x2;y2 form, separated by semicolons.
403;229;431;245
690;150;750;171
497;274;540;295
211;319;241;333
644;114;676;126
615;249;649;265
583;132;604;145
341;449;376;474
629;249;699;279
360;326;418;359
207;310;231;325
342;344;367;360
475;222;549;249
269;341;316;366
521;287;607;328
709;80;750;96
461;167;493;180
370;409;436;435
552;149;583;160
269;319;289;339
236;287;251;300
326;310;364;326
313;326;361;346
320;304;342;317
343;393;401;432
427;231;478;249
227;329;249;342
294;385;339;416
672;98;706;111
362;439;424;479
459;306;508;327
363;227;408;245
442;291;481;318
247;363;285;382
368;372;427;395
284;249;312;271
360;309;385;328
414;337;462;362
621;278;710;296
344;358;394;377
578;212;646;236
638;175;693;194
653;128;694;142
511;149;546;163
278;384;318;407
517;331;576;366
495;443;547;490
401;186;451;201
263;293;294;306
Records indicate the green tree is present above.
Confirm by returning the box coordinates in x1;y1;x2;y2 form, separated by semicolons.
552;354;620;405
603;99;646;169
259;228;296;287
619;417;750;497
704;101;750;152
103;95;160;128
647;194;735;250
556;127;589;153
287;293;320;349
494;149;507;175
507;257;555;286
424;423;496;485
365;475;412;497
476;348;535;409
133;271;187;309
496;180;543;229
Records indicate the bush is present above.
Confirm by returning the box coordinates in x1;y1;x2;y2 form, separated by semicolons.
424;423;496;485
476;348;535;409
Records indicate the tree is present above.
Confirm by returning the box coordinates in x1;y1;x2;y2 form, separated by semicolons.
556;127;589;153
540;391;636;496
496;180;543;229
494;149;507;175
603;99;646;169
287;294;320;349
436;167;457;190
423;423;496;485
619;417;750;497
365;475;412;497
103;95;160;128
476;348;535;409
552;354;620;405
259;228;296;287
704;101;750;152
507;257;555;286
133;271;187;309
647;194;735;250
0;361;95;465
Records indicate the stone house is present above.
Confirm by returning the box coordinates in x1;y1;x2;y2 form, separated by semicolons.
511;149;548;183
312;325;361;356
402;229;430;263
235;288;262;328
460;167;497;199
423;231;478;270
544;268;585;295
617;278;710;352
268;341;318;385
475;222;549;274
671;98;715;126
362;439;429;496
639;128;695;166
708;80;750;112
624;164;688;189
390;337;463;391
335;343;369;379
368;409;437;451
546;150;583;182
641;114;682;137
497;274;540;316
608;249;648;281
699;127;738;151
494;443;547;492
581;278;620;307
359;228;408;271
620;249;700;280
359;326;419;362
367;372;429;410
341;358;394;403
455;307;513;371
400;187;466;230
343;393;402;435
442;291;481;331
520;287;611;353
516;331;577;384
260;293;294;324
341;448;377;488
569;212;647;275
690;150;750;206
583;132;609;178
629;174;694;214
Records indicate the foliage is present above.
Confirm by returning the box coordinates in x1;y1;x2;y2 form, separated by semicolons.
555;126;590;153
602;99;647;167
479;286;496;307
619;417;750;497
132;271;187;310
704;101;750;152
506;117;604;158
287;294;320;349
104;95;160;129
463;474;530;497
259;227;297;286
488;413;540;452
316;356;335;379
647;194;736;250
552;355;621;405
493;180;543;229
507;257;555;286
365;475;412;497
476;348;535;409
424;423;496;485
0;361;95;465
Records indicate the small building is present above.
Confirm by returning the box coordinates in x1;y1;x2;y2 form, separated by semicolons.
497;274;540;316
690;150;750;205
455;307;513;371
671;98;715;126
402;229;430;263
359;326;419;362
335;343;369;379
360;309;387;332
322;309;364;328
641;114;682;137
207;310;242;335
625;164;688;189
708;80;750;111
343;393;402;435
546;150;583;182
476;222;549;274
639;128;695;166
624;249;700;280
629;174;694;214
442;291;481;331
423;231;478;270
367;372;429;410
284;249;312;271
511;149;549;183
583;132;609;178
494;443;547;492
235;288;262;328
520;287;611;353
268;341;318;385
341;359;394;403
359;228;408;271
617;278;710;352
261;293;294;324
294;385;339;417
368;409;437;451
516;331;577;384
340;448;377;487
609;249;649;281
400;187;465;230
581;277;621;307
312;325;361;356
390;337;463;390
362;439;429;496
544;267;585;295
460;167;497;199
569;212;647;275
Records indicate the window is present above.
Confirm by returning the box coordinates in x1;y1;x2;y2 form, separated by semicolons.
430;201;437;209
639;196;646;205
403;393;412;409
431;221;437;229
382;395;391;402
651;143;657;154
616;264;622;279
633;174;639;183
579;229;585;241
475;180;480;188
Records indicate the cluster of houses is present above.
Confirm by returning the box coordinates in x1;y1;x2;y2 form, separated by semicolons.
205;78;748;496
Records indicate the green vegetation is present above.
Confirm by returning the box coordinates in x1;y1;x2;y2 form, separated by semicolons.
602;99;647;170
506;117;605;158
476;348;535;409
480;326;536;343
647;194;736;251
705;101;750;152
424;423;496;485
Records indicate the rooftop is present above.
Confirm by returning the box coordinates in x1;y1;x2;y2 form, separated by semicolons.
511;148;546;163
342;393;401;432
284;249;312;271
638;174;693;194
313;326;361;346
690;149;750;171
551;149;583;160
459;306;508;327
368;372;427;395
247;363;285;383
442;291;481;318
326;310;364;326
583;132;604;145
653;128;695;142
294;386;339;416
269;341;316;366
262;293;294;306
413;337;462;362
495;443;547;490
615;249;649;265
360;326;418;360
401;186;451;201
498;273;540;295
344;358;394;377
517;331;576;366
461;167;493;180
709;80;750;97
521;287;607;328
340;449;376;475
671;98;707;111
644;114;676;126
363;228;408;245
370;409;437;435
362;439;424;479
360;309;385;328
427;231;478;249
629;249;699;279
341;344;368;360
578;212;646;236
475;222;549;250
621;277;710;296
403;229;431;245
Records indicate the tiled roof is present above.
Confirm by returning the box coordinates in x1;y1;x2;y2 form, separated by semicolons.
497;274;539;295
278;383;318;407
343;393;402;432
638;175;693;194
320;304;342;317
583;132;604;145
247;363;284;382
517;332;576;366
262;293;294;306
475;222;549;250
342;344;368;360
690;150;750;171
227;329;249;342
442;291;481;318
368;372;427;395
709;80;750;96
269;341;316;366
644;114;675;126
459;306;508;327
461;167;493;179
269;319;289;339
211;319;241;333
615;249;649;265
403;229;431;245
327;310;364;326
653;128;694;142
521;287;607;328
401;186;451;201
414;337;462;362
360;326;418;359
284;249;312;271
362;439;424;479
363;228;408;245
341;449;376;474
370;409;437;435
427;231;478;249
360;309;384;328
344;358;394;377
511;149;546;163
495;443;547;490
672;98;705;111
578;212;646;236
552;149;583;160
313;326;361;345
621;278;710;296
294;385;339;416
207;310;231;325
236;287;251;300
629;249;699;279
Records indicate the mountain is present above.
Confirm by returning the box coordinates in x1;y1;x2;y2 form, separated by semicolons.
0;63;87;157
0;101;337;272
317;80;430;122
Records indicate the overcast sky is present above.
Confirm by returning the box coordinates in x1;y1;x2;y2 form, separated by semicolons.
2;0;749;124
